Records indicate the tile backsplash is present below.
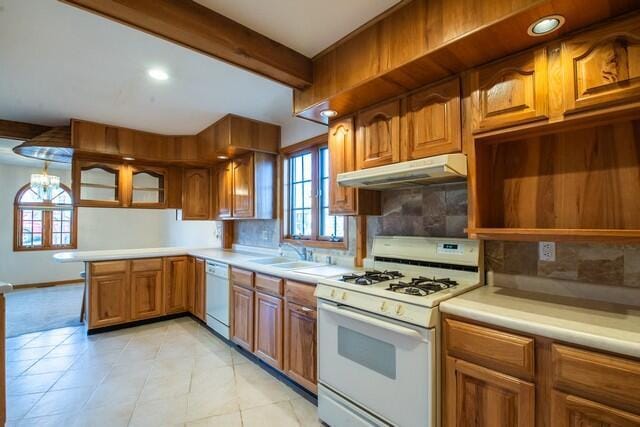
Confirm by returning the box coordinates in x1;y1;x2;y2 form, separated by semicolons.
486;241;640;288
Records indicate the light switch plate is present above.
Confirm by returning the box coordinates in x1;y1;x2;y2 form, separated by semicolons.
539;241;556;262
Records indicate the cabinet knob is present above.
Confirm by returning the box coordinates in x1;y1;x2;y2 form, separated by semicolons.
301;306;312;312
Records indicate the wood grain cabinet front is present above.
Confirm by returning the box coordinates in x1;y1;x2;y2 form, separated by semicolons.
561;15;640;115
89;269;130;329
163;256;190;314
130;258;164;320
470;48;549;133
253;291;284;370
213;161;233;219
403;78;461;160
356;99;401;169
551;391;640;427
328;116;381;216
188;257;206;321
231;152;254;218
445;356;535;427
284;300;317;393
182;168;211;220
231;284;254;352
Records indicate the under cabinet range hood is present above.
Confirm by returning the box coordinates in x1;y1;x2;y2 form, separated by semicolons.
337;153;467;190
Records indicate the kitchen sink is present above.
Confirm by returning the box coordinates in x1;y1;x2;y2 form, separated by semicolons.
250;256;295;265
269;261;322;269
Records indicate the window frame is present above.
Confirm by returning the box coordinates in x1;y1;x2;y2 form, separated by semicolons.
281;136;348;249
13;183;78;252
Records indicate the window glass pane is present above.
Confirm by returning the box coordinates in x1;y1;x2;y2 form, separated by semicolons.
62;234;70;245
322;178;329;207
53;234;61;245
53;221;61;232
320;148;329;178
302;153;312;181
33;234;42;246
303;182;312;209
293;183;303;209
20;188;43;203
293;156;303;182
23;210;32;220
52;210;61;220
33;210;42;220
51;189;72;205
62;222;70;233
22;234;32;246
303;210;311;236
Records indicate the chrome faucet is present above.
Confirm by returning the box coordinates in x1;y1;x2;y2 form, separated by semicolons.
280;242;311;261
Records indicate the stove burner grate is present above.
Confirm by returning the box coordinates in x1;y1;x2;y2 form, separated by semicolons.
386;277;458;296
341;270;404;286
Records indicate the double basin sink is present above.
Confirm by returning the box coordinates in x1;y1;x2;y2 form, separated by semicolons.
249;256;322;270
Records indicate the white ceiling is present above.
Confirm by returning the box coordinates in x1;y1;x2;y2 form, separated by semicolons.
0;0;329;162
194;0;401;57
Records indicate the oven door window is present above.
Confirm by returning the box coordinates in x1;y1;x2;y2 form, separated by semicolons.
338;326;396;379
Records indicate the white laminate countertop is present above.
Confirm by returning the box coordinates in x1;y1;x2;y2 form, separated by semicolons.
0;282;13;294
53;247;356;284
440;286;640;359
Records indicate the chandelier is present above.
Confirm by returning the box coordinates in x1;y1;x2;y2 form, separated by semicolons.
30;161;61;200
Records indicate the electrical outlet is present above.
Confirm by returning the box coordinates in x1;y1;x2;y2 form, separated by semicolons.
539;241;556;262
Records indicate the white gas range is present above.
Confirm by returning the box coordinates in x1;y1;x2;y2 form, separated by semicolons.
315;236;481;427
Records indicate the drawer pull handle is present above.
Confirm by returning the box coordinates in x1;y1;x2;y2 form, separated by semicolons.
300;306;312;312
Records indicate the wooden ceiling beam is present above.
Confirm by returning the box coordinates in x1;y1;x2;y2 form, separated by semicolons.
59;0;313;89
0;119;51;141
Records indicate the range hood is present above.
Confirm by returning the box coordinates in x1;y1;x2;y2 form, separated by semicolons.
337;153;467;190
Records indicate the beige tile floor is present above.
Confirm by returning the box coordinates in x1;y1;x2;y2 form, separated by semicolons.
5;318;322;426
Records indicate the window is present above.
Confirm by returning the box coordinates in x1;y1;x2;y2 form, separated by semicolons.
283;141;346;246
14;184;77;251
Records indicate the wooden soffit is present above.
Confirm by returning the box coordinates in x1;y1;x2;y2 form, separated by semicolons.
59;0;313;89
0;119;51;141
294;0;640;124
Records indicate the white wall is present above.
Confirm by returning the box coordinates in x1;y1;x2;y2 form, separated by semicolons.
0;163;220;285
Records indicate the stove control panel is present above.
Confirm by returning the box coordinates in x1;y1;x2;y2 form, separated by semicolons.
315;284;437;328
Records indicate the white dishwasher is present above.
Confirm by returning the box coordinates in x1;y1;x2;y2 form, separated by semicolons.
205;261;230;339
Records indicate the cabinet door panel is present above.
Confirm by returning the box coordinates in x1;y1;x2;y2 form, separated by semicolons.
471;49;548;132
445;357;534;427
232;153;254;218
284;301;317;393
130;269;163;320
89;272;129;328
214;161;233;219
182;169;210;220
405;78;461;159
231;285;254;352
254;291;283;370
562;16;640;114
356;99;400;169
164;256;189;314
193;258;206;321
552;391;640;427
328;117;357;215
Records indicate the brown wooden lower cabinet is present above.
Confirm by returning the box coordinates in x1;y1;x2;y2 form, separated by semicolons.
89;261;130;329
253;290;283;369
130;258;164;320
445;356;534;426
284;300;317;393
231;284;255;351
188;257;206;321
443;315;640;427
164;256;189;314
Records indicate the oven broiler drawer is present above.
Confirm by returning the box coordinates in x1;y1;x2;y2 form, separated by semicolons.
318;384;392;427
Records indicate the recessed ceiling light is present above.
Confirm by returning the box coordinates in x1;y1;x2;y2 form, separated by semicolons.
527;15;565;36
217;155;229;160
148;68;169;81
122;156;135;161
320;109;338;118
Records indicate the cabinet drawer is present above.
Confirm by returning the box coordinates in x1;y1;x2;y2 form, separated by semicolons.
444;319;535;379
91;260;128;275
231;267;254;289
552;344;640;411
255;273;283;296
131;258;163;272
284;280;316;308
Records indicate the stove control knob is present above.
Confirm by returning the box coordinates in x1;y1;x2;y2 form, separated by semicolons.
341;292;348;301
330;289;336;298
395;305;405;316
380;301;387;312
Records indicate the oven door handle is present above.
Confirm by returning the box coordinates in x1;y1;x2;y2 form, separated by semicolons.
319;303;428;341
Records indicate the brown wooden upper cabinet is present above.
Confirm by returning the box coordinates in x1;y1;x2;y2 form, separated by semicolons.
182;168;211;220
328;116;381;216
356;99;401;169
211;152;276;220
469;48;549;133
73;159;123;207
212;114;280;156
129;166;168;209
561;15;640;115
232;153;254;218
403;78;461;160
213;161;233;219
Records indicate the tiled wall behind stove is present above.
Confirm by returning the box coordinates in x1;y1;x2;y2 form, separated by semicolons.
366;182;468;254
486;241;640;288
